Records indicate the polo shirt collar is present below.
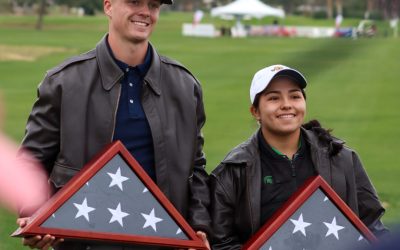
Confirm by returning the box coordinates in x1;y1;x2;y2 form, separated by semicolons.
105;37;152;78
96;35;162;95
258;130;306;159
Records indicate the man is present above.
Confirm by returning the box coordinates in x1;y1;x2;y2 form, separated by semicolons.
17;0;210;249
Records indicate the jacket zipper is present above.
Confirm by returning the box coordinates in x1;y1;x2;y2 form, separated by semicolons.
290;160;296;177
110;84;122;142
290;153;300;177
283;155;296;177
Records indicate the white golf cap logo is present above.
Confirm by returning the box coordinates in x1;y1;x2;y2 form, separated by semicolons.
271;66;284;72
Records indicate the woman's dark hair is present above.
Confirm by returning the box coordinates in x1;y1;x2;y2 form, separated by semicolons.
252;89;306;109
302;119;344;156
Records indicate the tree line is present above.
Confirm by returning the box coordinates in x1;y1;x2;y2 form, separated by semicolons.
1;0;398;30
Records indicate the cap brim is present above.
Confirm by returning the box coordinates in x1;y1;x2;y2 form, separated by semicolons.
275;69;307;88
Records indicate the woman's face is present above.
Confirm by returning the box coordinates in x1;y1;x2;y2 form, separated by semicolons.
251;77;306;138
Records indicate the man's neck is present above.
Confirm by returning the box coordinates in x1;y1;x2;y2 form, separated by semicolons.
261;128;301;159
107;34;148;67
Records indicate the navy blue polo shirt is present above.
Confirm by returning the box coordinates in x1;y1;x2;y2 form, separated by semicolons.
107;41;156;181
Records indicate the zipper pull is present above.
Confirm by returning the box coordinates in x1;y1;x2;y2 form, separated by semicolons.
290;161;296;177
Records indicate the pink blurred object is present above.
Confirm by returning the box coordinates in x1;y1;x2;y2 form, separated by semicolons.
0;133;51;217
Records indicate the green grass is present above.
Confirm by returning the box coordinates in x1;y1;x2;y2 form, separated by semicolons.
1;13;399;249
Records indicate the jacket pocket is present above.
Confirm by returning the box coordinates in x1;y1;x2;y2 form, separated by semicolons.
49;162;79;189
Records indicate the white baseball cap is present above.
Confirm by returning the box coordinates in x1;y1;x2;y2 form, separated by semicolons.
250;64;307;104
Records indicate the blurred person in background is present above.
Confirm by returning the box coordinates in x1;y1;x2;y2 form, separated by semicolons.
0;93;50;218
209;64;388;249
16;0;211;249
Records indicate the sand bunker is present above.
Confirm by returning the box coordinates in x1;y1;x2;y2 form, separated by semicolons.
0;45;70;62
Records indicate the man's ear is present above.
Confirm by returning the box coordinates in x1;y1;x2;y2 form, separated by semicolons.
104;0;112;18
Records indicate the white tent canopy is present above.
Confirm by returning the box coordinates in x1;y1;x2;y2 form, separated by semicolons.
211;0;285;19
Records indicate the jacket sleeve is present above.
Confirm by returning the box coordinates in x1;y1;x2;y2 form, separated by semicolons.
187;83;211;234
21;74;61;174
210;171;241;250
352;151;389;237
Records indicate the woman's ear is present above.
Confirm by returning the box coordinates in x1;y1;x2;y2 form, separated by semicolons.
250;105;260;122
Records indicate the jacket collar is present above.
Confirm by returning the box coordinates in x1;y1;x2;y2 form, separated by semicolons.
302;127;346;200
96;35;161;95
143;44;161;96
221;132;259;165
96;35;124;91
302;127;331;183
221;131;262;233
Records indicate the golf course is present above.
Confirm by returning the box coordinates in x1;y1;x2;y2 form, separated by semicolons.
0;12;399;249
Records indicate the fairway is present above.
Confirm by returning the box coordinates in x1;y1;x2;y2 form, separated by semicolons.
1;13;399;249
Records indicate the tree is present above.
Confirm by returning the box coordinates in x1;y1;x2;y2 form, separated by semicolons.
54;0;103;15
378;0;399;19
326;0;333;18
336;0;343;15
366;0;374;18
36;0;46;30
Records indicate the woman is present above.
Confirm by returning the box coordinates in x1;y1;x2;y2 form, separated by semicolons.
209;65;388;249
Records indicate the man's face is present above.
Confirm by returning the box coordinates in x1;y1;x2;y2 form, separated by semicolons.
104;0;161;44
251;77;306;138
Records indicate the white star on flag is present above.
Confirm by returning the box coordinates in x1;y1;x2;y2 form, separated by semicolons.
176;228;182;235
358;235;364;241
107;167;129;191
324;217;344;240
290;213;312;236
141;208;163;232
143;187;148;193
108;203;130;227
73;198;95;222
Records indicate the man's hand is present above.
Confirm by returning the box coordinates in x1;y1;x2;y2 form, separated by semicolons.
17;217;64;250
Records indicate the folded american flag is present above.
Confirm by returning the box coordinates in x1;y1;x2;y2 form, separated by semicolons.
12;141;206;249
243;176;376;250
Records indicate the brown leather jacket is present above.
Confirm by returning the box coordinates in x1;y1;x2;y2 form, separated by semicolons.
22;36;210;235
210;127;387;250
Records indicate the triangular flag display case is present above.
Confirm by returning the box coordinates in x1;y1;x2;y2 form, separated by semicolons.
12;141;207;249
243;175;377;250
